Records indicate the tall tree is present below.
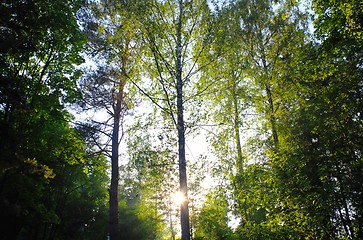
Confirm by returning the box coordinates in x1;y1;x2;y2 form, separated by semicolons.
0;0;111;239
198;1;308;237
230;0;307;150
79;1;143;238
138;1;213;239
265;0;363;238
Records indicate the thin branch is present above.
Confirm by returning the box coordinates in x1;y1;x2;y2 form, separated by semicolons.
72;120;113;138
124;72;174;119
144;42;178;126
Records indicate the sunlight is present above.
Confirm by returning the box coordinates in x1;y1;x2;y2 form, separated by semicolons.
172;191;186;206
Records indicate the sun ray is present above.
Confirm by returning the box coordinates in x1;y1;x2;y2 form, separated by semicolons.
172;191;186;206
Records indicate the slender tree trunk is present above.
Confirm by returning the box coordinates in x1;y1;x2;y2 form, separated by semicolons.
232;89;243;173
176;1;190;239
261;44;278;149
109;85;123;240
265;84;278;148
334;163;355;239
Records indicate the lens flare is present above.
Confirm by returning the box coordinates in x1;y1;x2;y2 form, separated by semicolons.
172;191;186;205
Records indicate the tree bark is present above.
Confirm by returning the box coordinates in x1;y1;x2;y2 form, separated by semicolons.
109;84;123;240
265;84;279;148
176;1;190;239
232;86;243;174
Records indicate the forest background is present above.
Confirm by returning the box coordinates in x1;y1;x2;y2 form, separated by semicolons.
0;0;362;239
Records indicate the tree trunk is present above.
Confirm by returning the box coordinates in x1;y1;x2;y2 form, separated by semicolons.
176;1;190;239
265;84;279;148
109;86;123;240
232;88;243;173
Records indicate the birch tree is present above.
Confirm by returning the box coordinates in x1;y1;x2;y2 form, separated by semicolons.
138;1;213;239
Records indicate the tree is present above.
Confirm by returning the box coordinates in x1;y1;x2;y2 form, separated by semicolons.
138;1;213;239
240;0;363;238
0;0;85;174
197;0;308;237
0;0;111;239
78;1;143;238
266;0;363;237
0;97;109;240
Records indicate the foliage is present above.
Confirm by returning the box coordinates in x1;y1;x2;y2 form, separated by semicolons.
124;126;178;239
194;189;236;240
2;0;363;239
119;198;166;240
0;0;109;239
